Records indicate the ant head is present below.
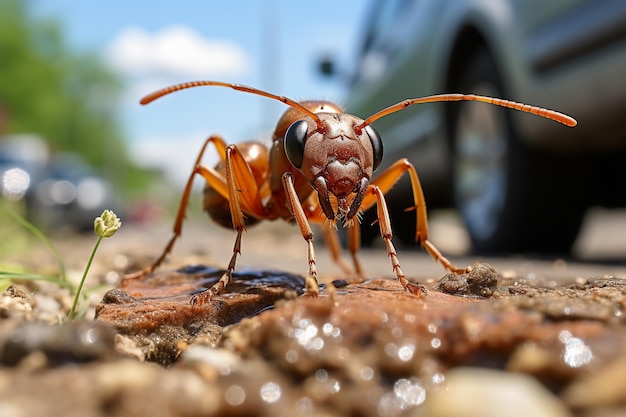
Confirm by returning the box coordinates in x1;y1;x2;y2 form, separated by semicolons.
283;111;384;222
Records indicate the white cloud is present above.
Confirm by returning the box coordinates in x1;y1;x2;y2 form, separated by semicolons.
105;25;250;78
129;133;221;187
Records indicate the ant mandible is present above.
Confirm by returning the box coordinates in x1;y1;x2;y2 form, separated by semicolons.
124;81;576;304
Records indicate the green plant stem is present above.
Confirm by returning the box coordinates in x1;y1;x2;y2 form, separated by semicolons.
68;235;103;320
6;209;68;286
0;272;75;291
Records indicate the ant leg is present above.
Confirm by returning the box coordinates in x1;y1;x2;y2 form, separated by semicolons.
191;145;268;304
191;228;242;305
123;135;229;281
363;159;470;275
282;172;319;296
370;185;425;295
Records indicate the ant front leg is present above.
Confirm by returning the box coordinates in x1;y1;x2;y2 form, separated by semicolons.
123;135;229;281
363;159;471;276
282;173;320;296
369;185;426;295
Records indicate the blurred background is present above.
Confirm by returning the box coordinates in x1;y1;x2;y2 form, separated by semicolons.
321;0;626;256
0;0;366;231
1;0;625;262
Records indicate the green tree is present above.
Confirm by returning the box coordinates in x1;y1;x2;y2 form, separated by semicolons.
0;0;154;196
0;1;123;160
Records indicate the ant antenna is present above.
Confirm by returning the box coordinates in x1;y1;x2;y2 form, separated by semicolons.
140;81;326;133
355;93;577;133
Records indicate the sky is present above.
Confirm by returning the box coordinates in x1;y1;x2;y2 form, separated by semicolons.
28;0;371;185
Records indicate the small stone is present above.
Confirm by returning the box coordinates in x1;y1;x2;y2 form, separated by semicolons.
0;291;32;320
466;263;499;297
562;352;626;408
507;342;554;374
6;285;29;298
114;334;145;361
181;345;241;371
437;262;498;297
423;367;573;417
0;320;118;367
100;289;136;305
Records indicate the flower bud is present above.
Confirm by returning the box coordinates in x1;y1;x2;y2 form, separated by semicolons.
94;210;121;238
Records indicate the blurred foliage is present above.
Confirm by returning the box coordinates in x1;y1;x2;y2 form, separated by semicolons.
0;200;33;260
0;0;156;197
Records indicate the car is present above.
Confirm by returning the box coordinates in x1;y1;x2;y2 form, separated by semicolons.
0;134;117;232
28;153;116;231
322;0;626;254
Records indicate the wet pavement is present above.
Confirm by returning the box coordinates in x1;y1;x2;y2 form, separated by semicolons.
1;208;625;416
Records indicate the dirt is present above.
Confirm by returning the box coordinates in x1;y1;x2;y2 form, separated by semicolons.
1;255;626;417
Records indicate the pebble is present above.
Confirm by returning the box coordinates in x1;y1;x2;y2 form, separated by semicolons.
423;367;574;417
0;287;32;320
437;262;499;297
0;320;118;366
562;352;626;408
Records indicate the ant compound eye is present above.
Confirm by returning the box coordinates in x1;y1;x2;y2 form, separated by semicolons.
284;119;309;169
364;125;383;171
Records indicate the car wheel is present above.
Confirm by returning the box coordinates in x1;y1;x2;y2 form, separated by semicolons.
448;51;588;254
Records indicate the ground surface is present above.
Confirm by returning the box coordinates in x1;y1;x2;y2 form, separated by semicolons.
1;210;625;416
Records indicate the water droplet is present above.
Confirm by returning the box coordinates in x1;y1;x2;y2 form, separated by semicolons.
384;343;398;357
315;369;328;382
308;337;324;351
404;313;416;324
360;366;374;381
397;344;415;362
225;385;246;406
558;330;573;343
432;373;445;384
295;323;317;345
295;322;324;350
430;337;441;349
563;337;593;368
260;382;282;403
394;378;426;406
427;323;437;333
322;322;342;340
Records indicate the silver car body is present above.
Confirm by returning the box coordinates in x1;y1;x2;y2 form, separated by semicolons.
340;0;626;252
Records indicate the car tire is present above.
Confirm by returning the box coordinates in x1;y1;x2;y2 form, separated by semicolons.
448;50;588;254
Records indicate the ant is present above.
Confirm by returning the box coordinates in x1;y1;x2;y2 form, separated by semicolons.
124;81;576;304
